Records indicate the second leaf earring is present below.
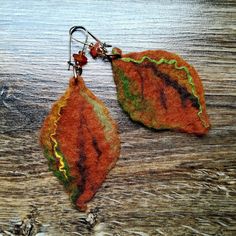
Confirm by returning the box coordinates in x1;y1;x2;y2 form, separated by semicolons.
40;28;120;211
71;26;211;136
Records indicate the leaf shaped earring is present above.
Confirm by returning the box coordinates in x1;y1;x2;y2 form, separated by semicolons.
40;28;120;211
71;26;210;135
111;48;210;135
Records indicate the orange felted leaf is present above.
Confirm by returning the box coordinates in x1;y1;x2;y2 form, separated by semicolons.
112;48;210;135
40;77;120;211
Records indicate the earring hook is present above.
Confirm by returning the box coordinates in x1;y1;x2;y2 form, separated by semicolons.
67;26;120;78
68;26;90;77
69;26;102;45
68;26;114;62
69;26;113;49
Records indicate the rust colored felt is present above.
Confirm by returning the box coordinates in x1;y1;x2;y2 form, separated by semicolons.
112;48;210;135
40;77;120;211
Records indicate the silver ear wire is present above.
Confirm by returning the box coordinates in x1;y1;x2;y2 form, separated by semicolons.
68;26;90;77
68;26;114;65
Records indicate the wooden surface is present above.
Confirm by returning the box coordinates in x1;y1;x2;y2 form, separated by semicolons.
0;0;236;235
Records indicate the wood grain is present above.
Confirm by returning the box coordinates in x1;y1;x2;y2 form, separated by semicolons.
0;0;236;235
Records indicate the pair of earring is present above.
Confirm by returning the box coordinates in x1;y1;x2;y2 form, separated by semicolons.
40;26;210;211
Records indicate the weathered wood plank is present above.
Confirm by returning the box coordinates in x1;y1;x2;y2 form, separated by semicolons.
0;0;236;235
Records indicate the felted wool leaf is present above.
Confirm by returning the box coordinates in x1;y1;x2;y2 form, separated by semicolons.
40;77;120;211
112;48;210;135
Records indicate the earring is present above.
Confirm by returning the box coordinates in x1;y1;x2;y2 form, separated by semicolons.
72;26;210;135
40;27;120;211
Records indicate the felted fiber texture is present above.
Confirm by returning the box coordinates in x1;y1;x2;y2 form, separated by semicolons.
40;77;120;211
112;48;210;135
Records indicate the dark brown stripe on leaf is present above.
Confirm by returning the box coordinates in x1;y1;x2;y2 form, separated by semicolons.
77;115;87;194
136;70;145;99
143;63;200;109
82;116;103;160
92;137;102;159
77;142;86;194
160;90;167;110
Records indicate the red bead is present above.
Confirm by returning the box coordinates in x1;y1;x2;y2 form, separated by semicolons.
73;52;88;67
89;42;102;59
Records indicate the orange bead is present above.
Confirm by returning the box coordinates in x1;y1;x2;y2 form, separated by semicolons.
89;42;103;59
73;52;88;67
